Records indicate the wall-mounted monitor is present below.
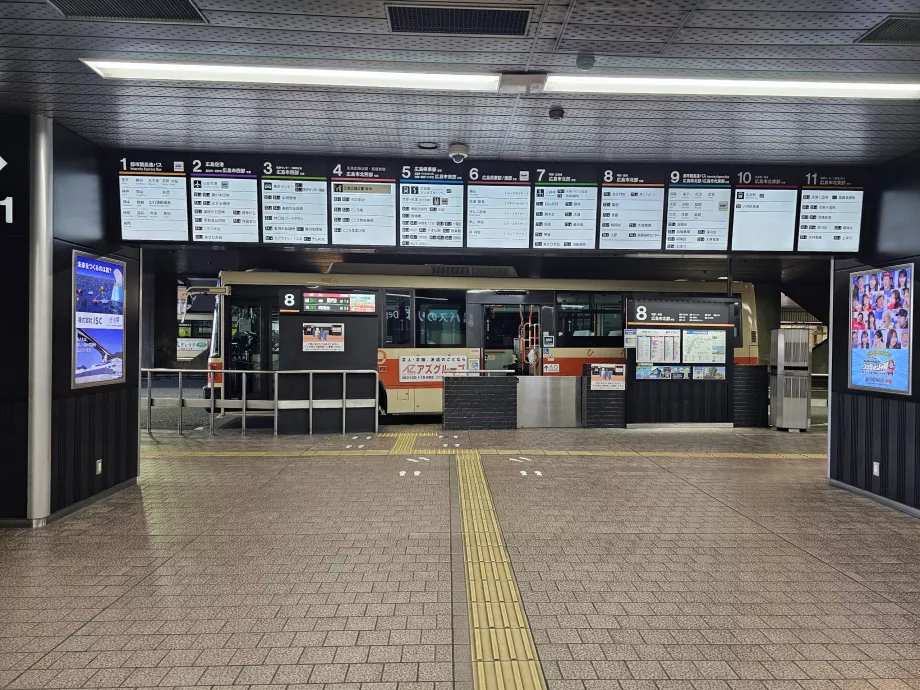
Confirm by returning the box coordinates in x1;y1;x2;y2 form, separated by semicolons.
72;251;126;389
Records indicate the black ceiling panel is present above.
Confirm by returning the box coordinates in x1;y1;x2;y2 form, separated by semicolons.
1;0;919;163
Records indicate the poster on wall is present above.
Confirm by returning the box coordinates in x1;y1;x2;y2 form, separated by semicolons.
850;264;912;394
636;364;690;380
590;363;625;390
302;322;345;352
682;330;727;364
693;366;726;380
635;328;681;363
73;252;126;388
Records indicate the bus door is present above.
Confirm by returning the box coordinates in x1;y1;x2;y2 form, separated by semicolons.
483;304;542;375
225;297;278;400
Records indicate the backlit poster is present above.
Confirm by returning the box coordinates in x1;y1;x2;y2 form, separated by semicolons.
73;251;126;388
302;322;344;352
850;264;912;394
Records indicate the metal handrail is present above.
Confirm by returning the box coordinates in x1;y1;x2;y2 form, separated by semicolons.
142;368;379;436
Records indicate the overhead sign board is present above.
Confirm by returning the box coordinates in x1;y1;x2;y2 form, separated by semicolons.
113;152;867;254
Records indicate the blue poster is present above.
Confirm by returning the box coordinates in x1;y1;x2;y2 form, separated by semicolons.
74;253;126;387
849;264;912;394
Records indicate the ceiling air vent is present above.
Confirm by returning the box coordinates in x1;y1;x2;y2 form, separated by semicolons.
387;4;531;36
857;15;920;44
46;0;206;23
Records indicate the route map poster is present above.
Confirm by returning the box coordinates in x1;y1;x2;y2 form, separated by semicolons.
850;264;912;394
73;252;126;388
682;330;727;364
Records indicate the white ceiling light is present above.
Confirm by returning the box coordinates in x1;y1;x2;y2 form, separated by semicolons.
542;75;920;99
80;59;501;92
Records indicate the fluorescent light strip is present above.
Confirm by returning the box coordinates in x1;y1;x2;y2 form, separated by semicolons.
543;75;920;99
80;59;501;92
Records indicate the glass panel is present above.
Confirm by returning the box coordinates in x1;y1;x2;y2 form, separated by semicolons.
230;304;262;370
416;290;465;347
386;292;412;346
556;292;623;346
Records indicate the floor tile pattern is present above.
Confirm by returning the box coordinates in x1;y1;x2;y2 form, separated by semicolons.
2;426;919;690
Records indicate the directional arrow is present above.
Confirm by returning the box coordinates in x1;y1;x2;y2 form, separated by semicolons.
520;471;528;476
0;156;6;173
534;471;543;477
413;471;421;476
399;471;407;477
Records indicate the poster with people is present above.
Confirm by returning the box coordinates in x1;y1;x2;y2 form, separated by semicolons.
590;363;625;390
850;264;912;394
302;323;345;352
73;252;126;388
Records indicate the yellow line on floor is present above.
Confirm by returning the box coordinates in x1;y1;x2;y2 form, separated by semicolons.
456;449;547;690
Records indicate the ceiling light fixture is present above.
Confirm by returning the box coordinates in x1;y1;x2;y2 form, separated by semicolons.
80;59;501;92
542;75;920;99
417;142;440;150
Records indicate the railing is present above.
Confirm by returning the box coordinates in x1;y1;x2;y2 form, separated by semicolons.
142;368;379;436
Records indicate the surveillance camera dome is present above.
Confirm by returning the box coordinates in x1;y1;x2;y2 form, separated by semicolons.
549;106;565;121
448;143;469;164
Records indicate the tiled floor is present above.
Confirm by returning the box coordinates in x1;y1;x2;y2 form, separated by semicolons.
2;425;920;690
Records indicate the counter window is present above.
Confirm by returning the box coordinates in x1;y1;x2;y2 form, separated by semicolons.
386;292;412;346
416;290;465;347
556;292;623;347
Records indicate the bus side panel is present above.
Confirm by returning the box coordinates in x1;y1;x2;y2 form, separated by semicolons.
378;347;482;414
543;348;624;375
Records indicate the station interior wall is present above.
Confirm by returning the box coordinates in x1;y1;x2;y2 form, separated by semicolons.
1;116;917;519
830;148;920;513
0;119;140;521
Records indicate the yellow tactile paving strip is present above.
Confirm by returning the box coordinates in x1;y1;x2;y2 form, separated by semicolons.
456;449;547;690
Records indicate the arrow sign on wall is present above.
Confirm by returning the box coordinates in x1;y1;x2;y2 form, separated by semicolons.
0;156;6;172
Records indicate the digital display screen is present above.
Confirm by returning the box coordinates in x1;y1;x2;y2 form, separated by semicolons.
300;292;377;314
731;172;798;251
599;167;665;250
466;162;531;249
399;163;464;247
532;165;597;249
666;171;731;251
799;174;863;252
114;153;870;257
261;157;328;245
118;156;188;241
330;161;397;246
850;264;912;395
73;252;126;388
191;159;258;243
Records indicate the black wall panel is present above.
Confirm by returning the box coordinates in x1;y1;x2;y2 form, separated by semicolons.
50;124;140;514
277;313;378;434
0;116;33;519
733;365;769;427
443;377;517;431
831;391;920;510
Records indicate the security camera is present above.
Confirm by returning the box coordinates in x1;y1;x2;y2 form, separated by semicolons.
549;106;565;121
448;143;469;164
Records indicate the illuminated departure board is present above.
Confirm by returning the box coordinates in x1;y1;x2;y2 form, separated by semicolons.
731;172;799;252
330;161;397;246
261;157;328;245
114;152;868;256
467;162;531;249
190;158;258;243
118;155;188;241
599;167;665;250
532;165;597;249
798;172;863;252
666;171;732;251
399;163;464;247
